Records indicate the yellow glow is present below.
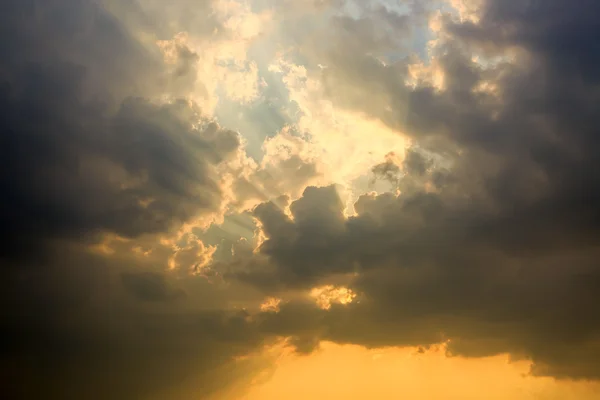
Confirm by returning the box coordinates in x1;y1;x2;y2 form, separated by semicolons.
260;297;282;313
89;233;130;255
310;285;356;310
240;342;600;400
154;1;271;115
268;58;409;188
406;60;446;92
448;0;484;23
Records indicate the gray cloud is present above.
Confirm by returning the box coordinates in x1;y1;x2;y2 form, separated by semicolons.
121;271;186;302
0;237;277;399
4;0;600;397
223;0;600;380
0;1;242;264
234;178;600;378
0;1;267;398
371;152;402;184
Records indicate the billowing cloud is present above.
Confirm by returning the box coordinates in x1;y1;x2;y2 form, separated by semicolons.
3;0;600;398
222;0;600;382
0;1;269;398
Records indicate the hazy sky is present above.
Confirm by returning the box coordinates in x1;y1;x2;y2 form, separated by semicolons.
2;0;600;399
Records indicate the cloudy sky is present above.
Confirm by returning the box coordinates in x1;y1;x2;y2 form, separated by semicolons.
3;0;600;399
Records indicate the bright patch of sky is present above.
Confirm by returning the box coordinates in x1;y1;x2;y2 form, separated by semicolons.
204;0;459;240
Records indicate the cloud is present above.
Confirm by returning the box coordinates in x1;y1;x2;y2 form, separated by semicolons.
230;178;600;378
121;271;186;301
0;0;251;260
4;0;600;397
1;237;280;399
226;127;324;211
0;1;271;398
218;0;600;380
371;152;402;184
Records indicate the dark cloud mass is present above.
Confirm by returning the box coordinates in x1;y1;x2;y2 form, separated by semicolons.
0;1;267;399
3;0;600;398
229;0;600;382
121;271;186;302
0;0;240;262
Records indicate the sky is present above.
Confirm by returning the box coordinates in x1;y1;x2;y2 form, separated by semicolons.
2;0;600;399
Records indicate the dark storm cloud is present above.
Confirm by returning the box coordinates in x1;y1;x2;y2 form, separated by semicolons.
226;0;600;380
0;238;275;399
0;0;242;264
0;1;272;399
5;0;600;397
240;179;600;378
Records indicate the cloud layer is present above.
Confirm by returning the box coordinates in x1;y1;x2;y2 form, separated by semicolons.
2;0;600;398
